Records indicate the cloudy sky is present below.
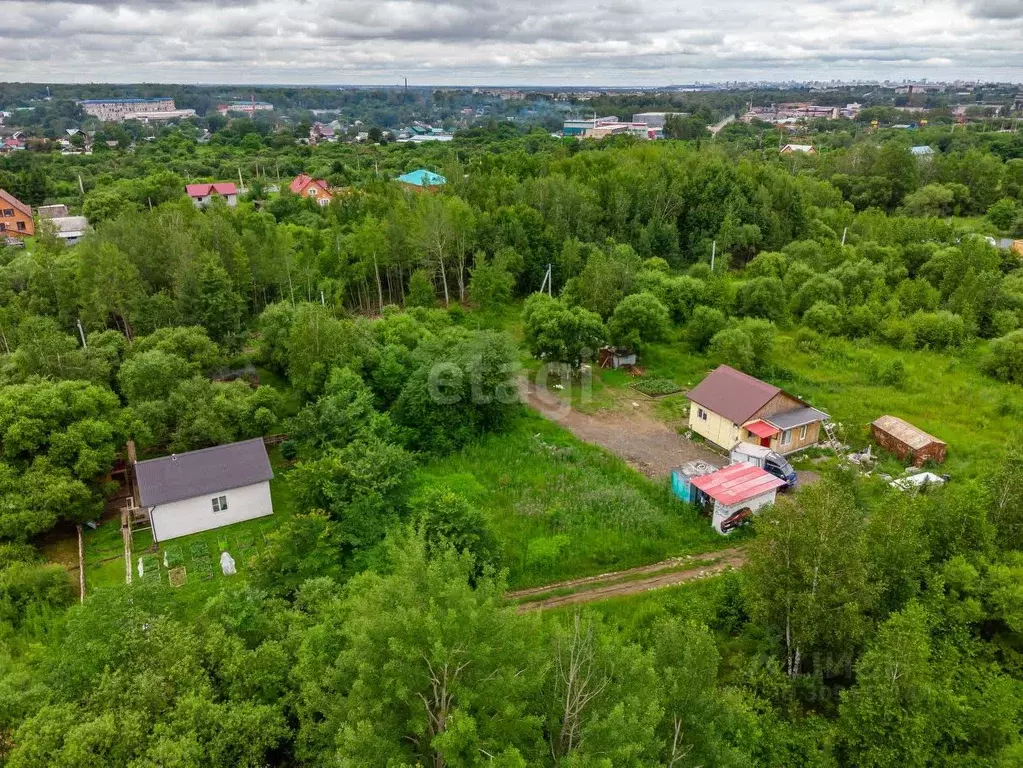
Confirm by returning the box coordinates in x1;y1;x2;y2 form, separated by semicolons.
2;0;1022;85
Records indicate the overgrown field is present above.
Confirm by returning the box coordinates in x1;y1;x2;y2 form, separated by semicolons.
418;409;730;589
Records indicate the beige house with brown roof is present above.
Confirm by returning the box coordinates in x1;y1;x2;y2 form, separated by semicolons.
686;365;828;455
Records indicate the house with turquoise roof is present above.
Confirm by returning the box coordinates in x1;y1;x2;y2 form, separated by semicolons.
396;169;446;189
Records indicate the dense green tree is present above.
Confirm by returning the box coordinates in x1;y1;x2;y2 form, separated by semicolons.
687;304;728;352
745;478;872;676
293;537;543;766
838;603;938;768
607;292;670;351
289;436;414;547
522;293;605;369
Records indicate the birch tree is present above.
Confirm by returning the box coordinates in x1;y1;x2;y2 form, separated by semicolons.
744;477;873;677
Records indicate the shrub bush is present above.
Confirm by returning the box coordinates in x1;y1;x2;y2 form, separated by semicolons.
908;311;966;350
982;330;1023;383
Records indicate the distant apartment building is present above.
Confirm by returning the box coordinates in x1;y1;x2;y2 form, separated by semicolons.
78;98;196;123
217;101;274;116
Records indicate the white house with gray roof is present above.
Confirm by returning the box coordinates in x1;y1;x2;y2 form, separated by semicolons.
133;438;274;543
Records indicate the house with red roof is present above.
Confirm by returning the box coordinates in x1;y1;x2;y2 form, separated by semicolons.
0;136;26;153
185;182;238;208
0;188;34;238
289;174;333;206
690;463;786;533
686;365;828;455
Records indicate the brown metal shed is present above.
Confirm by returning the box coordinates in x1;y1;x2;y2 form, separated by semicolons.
870;415;947;466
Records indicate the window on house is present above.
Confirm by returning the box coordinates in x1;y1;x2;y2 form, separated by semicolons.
308;188;317;196
799;424;808;440
696;407;708;421
2;209;13;217
211;495;228;513
781;429;792;446
16;221;25;231
0;223;5;232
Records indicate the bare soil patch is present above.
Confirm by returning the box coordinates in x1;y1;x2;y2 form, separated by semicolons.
519;379;722;479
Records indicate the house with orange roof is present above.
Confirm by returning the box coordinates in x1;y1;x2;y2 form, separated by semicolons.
289;174;333;206
0;188;34;238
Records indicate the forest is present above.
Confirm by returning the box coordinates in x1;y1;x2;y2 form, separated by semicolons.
1;113;1023;766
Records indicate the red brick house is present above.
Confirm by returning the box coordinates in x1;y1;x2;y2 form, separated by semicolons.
289;174;333;206
0;188;34;238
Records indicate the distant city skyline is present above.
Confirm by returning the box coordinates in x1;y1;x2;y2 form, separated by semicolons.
2;0;1022;86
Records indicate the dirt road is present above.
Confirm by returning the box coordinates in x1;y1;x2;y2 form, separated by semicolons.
519;378;820;486
519;379;722;479
510;547;747;612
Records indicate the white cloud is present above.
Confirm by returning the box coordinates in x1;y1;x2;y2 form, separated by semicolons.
0;0;1020;83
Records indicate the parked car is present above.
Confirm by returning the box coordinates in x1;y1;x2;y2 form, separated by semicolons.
730;442;797;489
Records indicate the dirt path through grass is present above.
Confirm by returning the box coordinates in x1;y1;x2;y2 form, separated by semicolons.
519;378;722;479
509;547;746;611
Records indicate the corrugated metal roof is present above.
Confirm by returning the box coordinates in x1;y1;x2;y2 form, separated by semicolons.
690;462;786;506
135;438;273;507
744;420;780;439
766;406;829;431
396;169;446;186
185;182;237;197
871;415;944;451
686;365;781;425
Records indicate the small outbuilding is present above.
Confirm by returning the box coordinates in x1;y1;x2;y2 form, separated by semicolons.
598;346;637;369
133;437;274;543
690;462;787;534
870;415;946;466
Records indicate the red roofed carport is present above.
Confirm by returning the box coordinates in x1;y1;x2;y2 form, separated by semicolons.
690;463;786;534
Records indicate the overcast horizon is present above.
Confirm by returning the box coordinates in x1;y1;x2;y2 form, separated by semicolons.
2;0;1023;86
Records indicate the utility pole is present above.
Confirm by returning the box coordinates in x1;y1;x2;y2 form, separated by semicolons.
76;319;87;348
78;174;85;195
841;227;848;246
710;241;716;272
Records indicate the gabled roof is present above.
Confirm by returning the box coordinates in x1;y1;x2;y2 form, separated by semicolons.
37;204;69;219
397;169;446;186
0;188;31;218
910;145;934;155
185;182;237;198
289;173;330;195
135;437;273;507
691;463;786;506
48;216;89;235
871;415;944;451
781;144;816;153
686;365;782;425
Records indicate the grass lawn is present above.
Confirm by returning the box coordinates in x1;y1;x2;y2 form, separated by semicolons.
254;365;303;418
770;333;1023;479
418;409;734;590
